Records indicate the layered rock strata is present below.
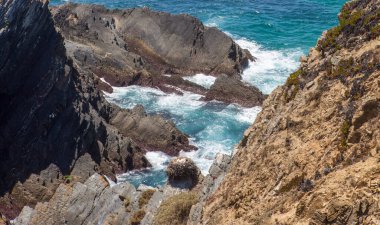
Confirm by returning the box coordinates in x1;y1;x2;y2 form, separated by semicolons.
200;0;380;224
50;3;264;107
0;0;192;219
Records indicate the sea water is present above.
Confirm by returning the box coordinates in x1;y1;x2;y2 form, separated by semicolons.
52;0;347;187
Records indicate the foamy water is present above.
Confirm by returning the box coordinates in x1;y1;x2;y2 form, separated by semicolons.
105;34;302;187
183;74;217;89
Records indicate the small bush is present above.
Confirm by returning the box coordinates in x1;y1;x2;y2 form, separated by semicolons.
63;175;73;183
130;210;146;225
340;121;351;148
153;192;198;225
284;69;303;102
166;157;199;188
138;189;155;208
371;24;380;36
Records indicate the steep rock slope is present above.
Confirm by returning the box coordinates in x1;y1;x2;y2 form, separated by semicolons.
201;0;380;224
0;0;191;219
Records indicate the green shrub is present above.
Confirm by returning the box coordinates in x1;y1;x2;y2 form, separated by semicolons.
284;69;303;102
130;210;146;225
371;24;380;35
138;189;155;208
63;175;73;183
153;192;198;225
340;121;351;148
329;57;360;78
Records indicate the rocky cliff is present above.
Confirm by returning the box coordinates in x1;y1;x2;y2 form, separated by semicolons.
200;0;380;224
50;3;263;107
0;0;192;219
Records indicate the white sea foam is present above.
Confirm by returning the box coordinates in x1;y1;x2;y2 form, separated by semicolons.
145;151;171;170
104;175;117;187
183;73;216;89
235;38;302;94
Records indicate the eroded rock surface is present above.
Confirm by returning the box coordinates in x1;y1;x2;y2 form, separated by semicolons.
50;3;263;106
200;0;380;224
0;0;192;219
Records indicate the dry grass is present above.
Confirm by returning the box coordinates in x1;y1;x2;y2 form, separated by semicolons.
138;189;156;208
153;192;198;225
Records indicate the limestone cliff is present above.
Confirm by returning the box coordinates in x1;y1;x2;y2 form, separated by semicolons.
200;0;380;224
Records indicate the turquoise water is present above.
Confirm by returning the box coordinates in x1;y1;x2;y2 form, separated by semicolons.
52;0;346;187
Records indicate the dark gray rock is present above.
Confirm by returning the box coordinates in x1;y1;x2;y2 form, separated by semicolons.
110;105;196;156
0;0;192;218
203;75;266;107
51;4;251;83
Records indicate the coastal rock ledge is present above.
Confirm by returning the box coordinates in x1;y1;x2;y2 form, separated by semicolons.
50;3;264;107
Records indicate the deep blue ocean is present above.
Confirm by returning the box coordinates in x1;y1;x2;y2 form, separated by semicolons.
52;0;347;187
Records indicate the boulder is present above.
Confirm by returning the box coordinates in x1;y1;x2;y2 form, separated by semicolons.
166;157;200;189
110;105;196;156
203;75;266;107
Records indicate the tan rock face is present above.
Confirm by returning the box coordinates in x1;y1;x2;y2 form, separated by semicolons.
201;0;380;224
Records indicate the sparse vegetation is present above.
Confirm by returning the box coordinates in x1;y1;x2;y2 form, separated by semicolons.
130;209;146;225
153;192;198;225
327;57;362;79
166;157;199;188
284;69;304;102
319;3;365;51
138;189;155;208
63;175;73;183
340;121;351;148
370;24;380;36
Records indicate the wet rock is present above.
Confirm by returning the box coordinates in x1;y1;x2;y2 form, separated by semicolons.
203;75;266;107
110;105;196;156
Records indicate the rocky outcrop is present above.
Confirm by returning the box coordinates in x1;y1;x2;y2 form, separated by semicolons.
50;3;262;107
200;0;380;224
51;4;250;81
110;106;196;156
13;174;138;225
0;0;192;219
203;75;266;107
13;169;202;225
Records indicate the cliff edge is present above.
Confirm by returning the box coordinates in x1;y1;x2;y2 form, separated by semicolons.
201;0;380;224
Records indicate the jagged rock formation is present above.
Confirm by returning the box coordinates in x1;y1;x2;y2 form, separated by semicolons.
50;3;263;107
203;75;266;107
13;168;202;225
199;0;380;224
13;174;138;225
110;105;196;156
0;0;192;219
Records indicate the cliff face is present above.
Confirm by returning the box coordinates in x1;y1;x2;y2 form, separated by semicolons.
0;0;191;219
201;0;380;224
